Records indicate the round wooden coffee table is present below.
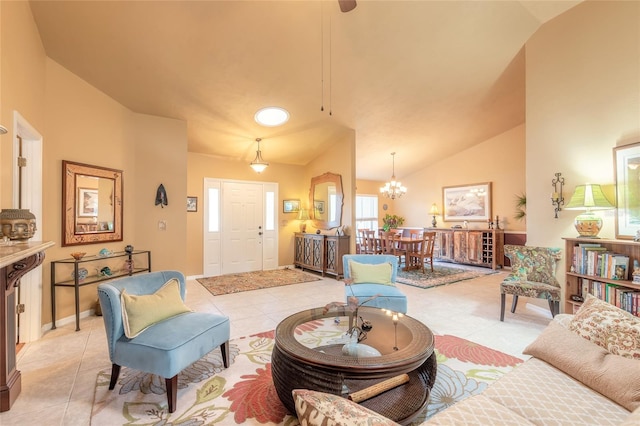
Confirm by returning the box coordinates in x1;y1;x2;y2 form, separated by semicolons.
271;306;436;425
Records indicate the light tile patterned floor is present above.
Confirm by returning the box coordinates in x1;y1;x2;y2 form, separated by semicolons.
0;268;552;425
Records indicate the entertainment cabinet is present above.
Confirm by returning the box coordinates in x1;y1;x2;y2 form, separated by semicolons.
294;233;350;279
563;237;640;316
427;228;504;270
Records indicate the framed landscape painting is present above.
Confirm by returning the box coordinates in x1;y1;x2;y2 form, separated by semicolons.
283;199;300;213
614;142;640;239
443;182;492;222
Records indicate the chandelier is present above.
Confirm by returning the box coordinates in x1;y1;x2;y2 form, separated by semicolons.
249;138;269;173
380;152;407;199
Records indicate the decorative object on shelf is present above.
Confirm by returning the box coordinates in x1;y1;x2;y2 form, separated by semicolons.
249;138;269;173
429;203;439;227
186;196;197;212
379;152;407;199
382;214;405;232
98;248;113;257
124;244;134;254
72;267;89;281
70;252;86;261
565;183;615;238
551;172;565;218
124;258;134;273
443;182;491;222
495;215;500;230
614;141;640;239
155;184;168;208
283;199;300;213
0;208;37;241
297;208;310;233
98;266;112;278
514;193;526;221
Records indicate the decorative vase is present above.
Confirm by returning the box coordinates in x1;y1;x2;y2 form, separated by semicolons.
0;209;37;241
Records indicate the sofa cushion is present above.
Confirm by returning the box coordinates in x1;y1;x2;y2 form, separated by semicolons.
348;260;394;285
292;389;399;426
426;394;534;425
523;321;640;412
121;278;192;338
568;294;640;360
482;356;631;425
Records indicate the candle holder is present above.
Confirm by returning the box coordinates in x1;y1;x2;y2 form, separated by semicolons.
551;172;565;218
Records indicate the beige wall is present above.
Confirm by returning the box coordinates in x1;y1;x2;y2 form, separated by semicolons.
526;0;640;309
380;125;526;232
1;1;46;207
526;1;640;248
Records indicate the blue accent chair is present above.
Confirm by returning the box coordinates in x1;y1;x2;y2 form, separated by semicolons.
342;254;408;313
97;270;230;413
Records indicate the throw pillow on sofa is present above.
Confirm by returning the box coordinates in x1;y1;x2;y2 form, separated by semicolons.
121;278;192;338
348;260;394;285
292;389;399;426
524;320;640;411
568;294;640;360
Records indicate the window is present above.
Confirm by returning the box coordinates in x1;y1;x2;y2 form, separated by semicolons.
355;195;378;235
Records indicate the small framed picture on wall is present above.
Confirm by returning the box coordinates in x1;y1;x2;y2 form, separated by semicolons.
187;196;198;212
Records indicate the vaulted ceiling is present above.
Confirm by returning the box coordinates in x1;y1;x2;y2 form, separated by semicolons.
29;0;581;181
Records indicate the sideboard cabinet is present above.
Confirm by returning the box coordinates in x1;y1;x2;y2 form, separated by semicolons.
294;233;350;279
428;228;503;270
564;237;640;316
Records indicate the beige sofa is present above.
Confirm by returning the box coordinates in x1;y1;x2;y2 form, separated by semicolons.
292;294;640;426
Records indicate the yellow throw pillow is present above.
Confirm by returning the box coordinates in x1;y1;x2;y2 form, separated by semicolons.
121;278;192;338
349;260;394;285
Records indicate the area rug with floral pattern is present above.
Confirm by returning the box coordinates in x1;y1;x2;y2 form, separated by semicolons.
91;319;522;425
196;268;321;296
396;262;497;289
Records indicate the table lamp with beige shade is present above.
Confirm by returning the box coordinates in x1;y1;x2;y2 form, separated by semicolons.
564;183;615;238
297;208;310;233
429;203;440;227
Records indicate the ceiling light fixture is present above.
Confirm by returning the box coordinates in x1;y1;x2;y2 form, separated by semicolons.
250;138;269;173
380;152;407;199
254;107;289;127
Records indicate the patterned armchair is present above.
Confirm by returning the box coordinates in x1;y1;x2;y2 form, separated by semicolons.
500;245;562;321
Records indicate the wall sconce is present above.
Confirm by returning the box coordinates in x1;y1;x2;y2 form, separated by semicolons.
551;172;564;218
429;203;440;227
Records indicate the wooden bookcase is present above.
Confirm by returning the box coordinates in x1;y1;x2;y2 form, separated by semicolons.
563;237;640;316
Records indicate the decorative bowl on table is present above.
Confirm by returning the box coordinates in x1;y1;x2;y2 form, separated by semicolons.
71;267;89;281
70;252;86;261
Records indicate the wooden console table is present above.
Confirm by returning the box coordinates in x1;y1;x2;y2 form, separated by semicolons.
0;241;55;412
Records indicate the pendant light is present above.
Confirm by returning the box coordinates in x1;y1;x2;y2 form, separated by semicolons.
380;152;407;199
250;138;269;173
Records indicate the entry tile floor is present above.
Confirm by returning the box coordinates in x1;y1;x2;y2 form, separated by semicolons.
0;268;552;425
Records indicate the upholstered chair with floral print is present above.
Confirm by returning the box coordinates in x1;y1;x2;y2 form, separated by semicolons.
500;245;562;321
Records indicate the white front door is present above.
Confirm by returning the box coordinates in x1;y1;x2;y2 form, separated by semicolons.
222;181;263;274
203;179;278;276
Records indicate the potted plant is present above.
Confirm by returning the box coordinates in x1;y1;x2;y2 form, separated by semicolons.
382;214;405;231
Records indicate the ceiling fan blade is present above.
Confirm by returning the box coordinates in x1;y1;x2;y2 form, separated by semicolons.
338;0;357;13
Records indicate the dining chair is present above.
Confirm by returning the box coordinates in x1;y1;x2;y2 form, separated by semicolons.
380;231;406;265
360;229;381;254
407;231;436;273
408;229;422;240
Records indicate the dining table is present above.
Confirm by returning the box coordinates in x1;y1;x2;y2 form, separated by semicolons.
374;236;424;271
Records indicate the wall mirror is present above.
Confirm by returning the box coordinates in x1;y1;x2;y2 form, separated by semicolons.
310;172;343;229
62;160;123;246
